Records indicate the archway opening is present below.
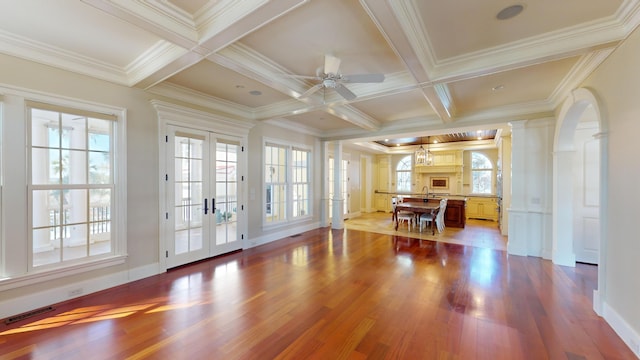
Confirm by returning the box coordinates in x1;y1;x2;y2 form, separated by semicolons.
553;88;606;314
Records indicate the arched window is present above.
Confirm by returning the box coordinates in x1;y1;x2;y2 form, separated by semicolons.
396;155;412;192
471;152;493;194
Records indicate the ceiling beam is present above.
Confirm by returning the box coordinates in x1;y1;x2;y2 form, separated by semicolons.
84;0;309;89
360;0;452;124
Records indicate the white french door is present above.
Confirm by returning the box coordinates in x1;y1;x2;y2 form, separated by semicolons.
165;125;243;268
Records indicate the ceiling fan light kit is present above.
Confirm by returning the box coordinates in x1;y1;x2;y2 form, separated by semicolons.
296;54;385;101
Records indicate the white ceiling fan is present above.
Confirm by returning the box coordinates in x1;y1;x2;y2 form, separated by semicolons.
294;54;385;101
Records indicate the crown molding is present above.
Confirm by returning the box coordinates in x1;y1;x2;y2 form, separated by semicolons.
325;105;381;131
81;0;198;49
430;15;625;83
0;29;128;85
262;117;324;138
209;43;309;99
151;99;255;136
148;82;254;120
618;0;640;34
455;100;555;125
196;0;268;50
125;40;190;86
549;48;615;109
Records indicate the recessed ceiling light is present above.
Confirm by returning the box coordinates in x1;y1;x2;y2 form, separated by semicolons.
385;139;389;142
497;4;524;20
433;140;438;144
477;130;482;134
249;90;262;96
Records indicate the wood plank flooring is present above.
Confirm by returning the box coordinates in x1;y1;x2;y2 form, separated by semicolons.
0;219;635;359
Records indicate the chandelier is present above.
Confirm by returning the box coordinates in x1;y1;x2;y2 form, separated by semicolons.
414;136;433;166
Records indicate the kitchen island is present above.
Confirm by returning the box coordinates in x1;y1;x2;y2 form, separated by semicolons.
400;195;466;228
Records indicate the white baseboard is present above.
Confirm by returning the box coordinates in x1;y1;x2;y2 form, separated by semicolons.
603;299;640;357
1;263;164;320
246;221;321;248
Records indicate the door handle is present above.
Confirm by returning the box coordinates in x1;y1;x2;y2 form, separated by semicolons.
204;198;208;214
212;198;216;213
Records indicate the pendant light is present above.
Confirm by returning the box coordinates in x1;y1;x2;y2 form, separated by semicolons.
426;136;433;165
415;136;433;166
415;139;426;165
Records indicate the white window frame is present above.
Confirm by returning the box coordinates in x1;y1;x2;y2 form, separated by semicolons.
263;138;312;228
396;155;412;193
291;148;311;219
471;152;493;195
0;89;127;292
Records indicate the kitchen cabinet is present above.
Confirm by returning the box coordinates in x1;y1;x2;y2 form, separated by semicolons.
377;156;390;191
415;150;463;174
374;193;390;212
444;199;466;228
466;196;499;221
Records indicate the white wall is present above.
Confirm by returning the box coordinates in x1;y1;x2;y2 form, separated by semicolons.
0;53;330;316
245;122;322;246
579;25;640;350
0;53;160;315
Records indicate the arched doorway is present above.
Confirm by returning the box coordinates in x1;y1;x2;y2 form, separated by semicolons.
553;87;607;314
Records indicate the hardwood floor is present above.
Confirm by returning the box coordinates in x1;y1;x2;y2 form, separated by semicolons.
0;218;635;359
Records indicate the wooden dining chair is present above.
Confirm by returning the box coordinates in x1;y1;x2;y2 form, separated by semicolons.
419;199;447;235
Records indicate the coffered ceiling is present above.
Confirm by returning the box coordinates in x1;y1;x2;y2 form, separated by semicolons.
1;0;638;150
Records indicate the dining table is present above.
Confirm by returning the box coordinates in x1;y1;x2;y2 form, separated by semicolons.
393;201;440;234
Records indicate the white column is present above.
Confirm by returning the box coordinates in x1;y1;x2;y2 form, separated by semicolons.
594;131;609;315
552;149;577;266
319;141;330;227
507;120;528;256
500;134;511;236
331;141;344;229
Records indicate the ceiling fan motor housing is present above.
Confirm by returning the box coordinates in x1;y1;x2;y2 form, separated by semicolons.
322;78;338;88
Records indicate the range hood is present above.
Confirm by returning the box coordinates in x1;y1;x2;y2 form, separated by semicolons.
415;164;463;174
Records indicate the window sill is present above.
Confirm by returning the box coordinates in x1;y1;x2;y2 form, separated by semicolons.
262;215;313;231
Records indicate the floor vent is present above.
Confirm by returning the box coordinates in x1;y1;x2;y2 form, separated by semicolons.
5;306;55;325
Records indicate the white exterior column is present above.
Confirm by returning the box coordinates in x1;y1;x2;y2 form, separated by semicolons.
331;141;344;229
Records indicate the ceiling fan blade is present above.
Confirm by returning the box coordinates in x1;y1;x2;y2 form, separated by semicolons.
284;74;322;80
334;83;357;101
324;54;341;76
341;73;385;83
298;83;323;99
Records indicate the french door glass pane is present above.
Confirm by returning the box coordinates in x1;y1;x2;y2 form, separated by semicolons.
174;136;204;256
216;142;238;245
